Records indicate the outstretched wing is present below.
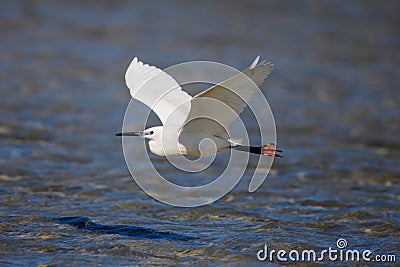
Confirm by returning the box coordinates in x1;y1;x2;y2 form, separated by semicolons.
182;56;273;138
125;57;192;127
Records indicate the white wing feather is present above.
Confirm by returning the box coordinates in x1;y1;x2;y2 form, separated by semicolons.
182;56;273;137
125;57;192;127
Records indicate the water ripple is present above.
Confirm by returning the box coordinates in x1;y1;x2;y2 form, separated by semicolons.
56;216;195;241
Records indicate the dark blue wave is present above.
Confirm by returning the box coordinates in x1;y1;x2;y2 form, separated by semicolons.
56;216;195;241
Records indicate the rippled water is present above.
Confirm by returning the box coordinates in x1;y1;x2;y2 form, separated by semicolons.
1;1;399;266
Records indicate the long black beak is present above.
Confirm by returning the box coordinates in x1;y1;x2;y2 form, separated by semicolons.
115;131;143;137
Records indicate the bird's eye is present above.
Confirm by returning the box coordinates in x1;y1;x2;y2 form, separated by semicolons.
149;131;154;135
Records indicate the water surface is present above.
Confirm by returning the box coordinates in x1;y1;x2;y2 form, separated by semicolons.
0;0;399;265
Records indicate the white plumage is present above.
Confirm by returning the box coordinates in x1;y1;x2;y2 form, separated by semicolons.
117;56;282;158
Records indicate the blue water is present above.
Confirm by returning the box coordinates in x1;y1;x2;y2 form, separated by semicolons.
56;217;195;241
0;0;399;266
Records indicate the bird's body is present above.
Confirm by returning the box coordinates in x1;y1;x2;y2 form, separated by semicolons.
117;56;283;158
178;131;231;157
138;126;230;157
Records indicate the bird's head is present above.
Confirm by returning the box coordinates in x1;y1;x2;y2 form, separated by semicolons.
115;126;162;141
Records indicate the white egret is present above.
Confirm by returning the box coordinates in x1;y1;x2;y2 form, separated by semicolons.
116;56;283;158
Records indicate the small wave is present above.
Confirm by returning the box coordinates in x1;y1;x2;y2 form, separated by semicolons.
55;216;195;241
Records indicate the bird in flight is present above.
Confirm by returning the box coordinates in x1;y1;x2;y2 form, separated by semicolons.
116;56;283;158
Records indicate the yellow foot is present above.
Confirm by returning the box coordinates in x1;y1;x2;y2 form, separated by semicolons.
262;143;283;158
